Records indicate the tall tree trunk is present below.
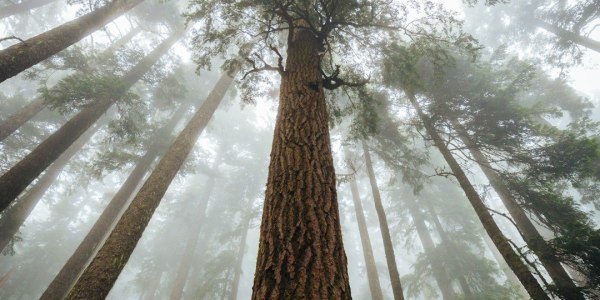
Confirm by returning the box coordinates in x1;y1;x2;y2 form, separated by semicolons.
0;33;180;212
0;25;140;142
250;25;351;299
451;121;584;300
0;0;58;19
66;71;234;299
0;0;143;83
40;104;187;300
362;140;405;300
344;148;384;300
408;94;549;300
534;18;600;53
229;216;250;300
169;177;215;300
0;117;104;253
405;197;456;300
481;231;529;298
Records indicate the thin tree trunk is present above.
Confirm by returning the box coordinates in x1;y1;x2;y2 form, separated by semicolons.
0;0;58;19
451;121;584;300
0;33;180;212
0;25;141;142
229;216;250;300
405;196;456;300
169;178;215;300
408;94;549;300
251;24;351;299
0;0;143;83
0;118;104;253
344;148;384;300
534;18;600;53
66;71;234;299
482;231;529;298
362;140;405;300
40;104;187;300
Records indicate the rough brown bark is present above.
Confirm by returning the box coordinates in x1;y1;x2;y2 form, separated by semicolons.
408;94;549;300
452;121;584;300
66;71;233;299
0;0;143;83
250;23;351;299
405;197;456;300
0;0;57;19
344;148;384;300
0;97;45;142
0;119;103;253
534;19;600;53
0;33;179;212
362;141;405;300
40;105;187;300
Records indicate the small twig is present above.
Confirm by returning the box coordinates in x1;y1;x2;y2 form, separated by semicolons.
0;35;25;44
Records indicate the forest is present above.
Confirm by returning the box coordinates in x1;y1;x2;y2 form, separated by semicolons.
0;0;599;299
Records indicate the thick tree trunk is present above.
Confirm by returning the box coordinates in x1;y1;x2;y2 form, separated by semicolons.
0;0;58;19
405;197;456;300
250;25;351;299
169;178;215;300
66;71;233;299
535;19;600;53
451;121;584;300
0;0;143;83
344;148;384;300
362;140;405;300
482;231;529;297
408;94;549;300
40;104;187;300
0;25;141;142
0;97;45;142
0;118;104;253
0;33;179;212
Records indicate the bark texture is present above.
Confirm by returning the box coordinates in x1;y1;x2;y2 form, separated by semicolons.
362;141;405;300
0;33;179;212
344;149;384;300
0;0;57;19
408;94;549;300
0;97;45;142
535;19;600;53
66;72;233;299
452;121;584;300
251;27;351;299
40;105;187;300
0;0;143;83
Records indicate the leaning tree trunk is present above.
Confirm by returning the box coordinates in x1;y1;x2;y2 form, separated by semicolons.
405;196;456;300
408;94;549;300
0;25;141;142
169;177;215;300
0;32;180;212
250;24;351;299
344;148;384;300
0;117;105;253
0;0;58;20
0;0;143;83
534;19;600;53
451;121;584;299
66;71;234;299
362;140;405;300
40;104;187;300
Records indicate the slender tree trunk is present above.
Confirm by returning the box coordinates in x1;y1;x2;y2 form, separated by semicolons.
362;140;405;300
534;18;600;53
0;118;104;253
0;33;180;212
0;25;141;142
482;231;529;298
40;104;187;300
344;148;384;300
451;121;584;300
408;94;549;300
169;178;215;300
0;0;143;83
0;0;58;19
405;197;456;300
66;71;234;299
251;25;351;299
229;216;250;300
